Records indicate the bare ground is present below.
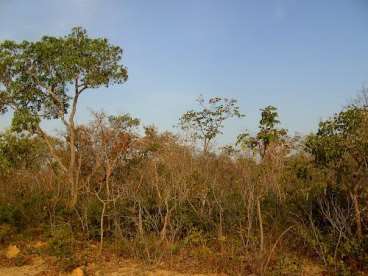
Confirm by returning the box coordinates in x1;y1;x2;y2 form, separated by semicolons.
0;242;324;276
0;256;222;276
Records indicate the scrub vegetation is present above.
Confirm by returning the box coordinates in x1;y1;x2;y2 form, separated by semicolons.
0;28;368;275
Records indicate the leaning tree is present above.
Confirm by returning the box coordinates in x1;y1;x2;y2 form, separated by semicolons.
0;27;128;206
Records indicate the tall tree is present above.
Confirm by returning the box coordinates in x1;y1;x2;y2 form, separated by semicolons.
237;105;288;252
306;106;368;239
179;96;243;153
237;105;287;158
0;27;128;206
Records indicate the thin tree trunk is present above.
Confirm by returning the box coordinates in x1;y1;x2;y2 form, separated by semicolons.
203;138;209;154
68;79;83;208
219;209;224;254
246;191;254;248
113;200;123;239
68;124;77;207
256;198;264;252
138;202;144;237
99;202;106;255
160;201;170;242
350;192;362;239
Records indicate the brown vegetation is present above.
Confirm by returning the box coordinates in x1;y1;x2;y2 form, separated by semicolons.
0;28;368;275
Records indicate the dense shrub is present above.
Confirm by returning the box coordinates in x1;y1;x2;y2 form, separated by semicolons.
0;103;367;274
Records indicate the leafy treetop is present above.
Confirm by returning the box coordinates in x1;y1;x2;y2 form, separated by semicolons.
0;27;128;132
237;105;287;158
179;95;243;152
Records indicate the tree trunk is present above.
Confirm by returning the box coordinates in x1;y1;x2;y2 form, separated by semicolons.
160;201;170;242
203;138;209;154
218;209;224;254
99;202;106;255
68;124;77;207
256;198;264;252
113;200;123;239
350;192;362;239
246;191;254;248
138;202;144;237
68;81;81;208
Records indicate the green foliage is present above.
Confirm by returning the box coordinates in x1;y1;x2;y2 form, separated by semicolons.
21;193;50;224
108;113;140;132
306;106;368;172
0;26;128;132
85;199;103;239
11;108;41;133
257;106;288;149
179;96;243;152
118;235;165;264
1;26;368;273
0;192;50;231
0;204;23;228
183;229;209;247
0;224;15;242
47;229;73;258
271;255;302;275
237;105;287;156
305;106;368;240
0;130;47;171
47;224;79;271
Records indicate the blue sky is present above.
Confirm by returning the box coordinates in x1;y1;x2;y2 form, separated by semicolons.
0;0;367;145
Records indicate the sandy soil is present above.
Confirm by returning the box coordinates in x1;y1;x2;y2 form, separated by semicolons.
0;257;219;276
0;257;325;276
0;242;323;275
0;249;221;276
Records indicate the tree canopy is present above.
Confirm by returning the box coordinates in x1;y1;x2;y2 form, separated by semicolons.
179;96;243;152
0;27;129;207
0;27;128;131
237;105;287;158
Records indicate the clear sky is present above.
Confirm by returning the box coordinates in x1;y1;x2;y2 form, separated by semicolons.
0;0;367;145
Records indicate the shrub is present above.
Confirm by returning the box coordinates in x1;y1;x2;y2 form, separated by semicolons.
0;204;23;228
0;224;14;242
47;224;81;271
